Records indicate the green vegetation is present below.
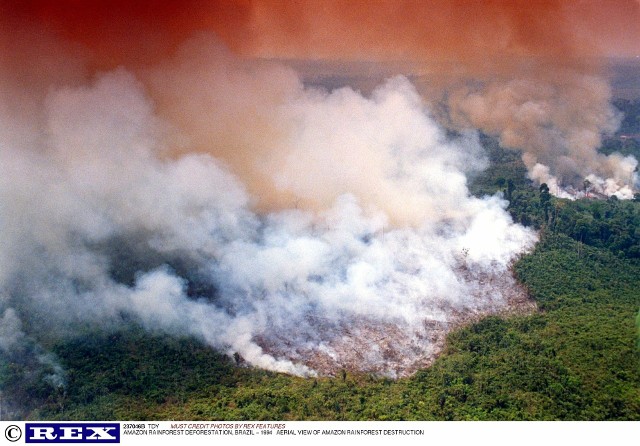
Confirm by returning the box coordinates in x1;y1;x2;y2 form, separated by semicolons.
468;134;529;199
600;99;640;160
506;181;640;260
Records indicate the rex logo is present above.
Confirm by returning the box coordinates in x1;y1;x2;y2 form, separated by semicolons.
25;424;120;443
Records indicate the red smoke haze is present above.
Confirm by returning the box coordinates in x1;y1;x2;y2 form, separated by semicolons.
3;0;639;72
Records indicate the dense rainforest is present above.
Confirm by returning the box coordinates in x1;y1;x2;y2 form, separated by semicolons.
2;102;639;422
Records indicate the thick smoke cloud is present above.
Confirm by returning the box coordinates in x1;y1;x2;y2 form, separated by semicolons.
144;36;491;222
0;31;537;378
447;73;637;198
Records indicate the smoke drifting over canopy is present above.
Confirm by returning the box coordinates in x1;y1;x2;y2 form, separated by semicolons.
0;1;637;377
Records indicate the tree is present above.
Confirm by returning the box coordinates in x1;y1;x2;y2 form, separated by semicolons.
507;179;515;202
539;183;551;224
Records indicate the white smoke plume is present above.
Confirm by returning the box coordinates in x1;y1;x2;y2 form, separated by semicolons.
0;36;538;378
447;74;638;198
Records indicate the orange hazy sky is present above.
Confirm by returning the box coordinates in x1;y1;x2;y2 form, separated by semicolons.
2;0;638;72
